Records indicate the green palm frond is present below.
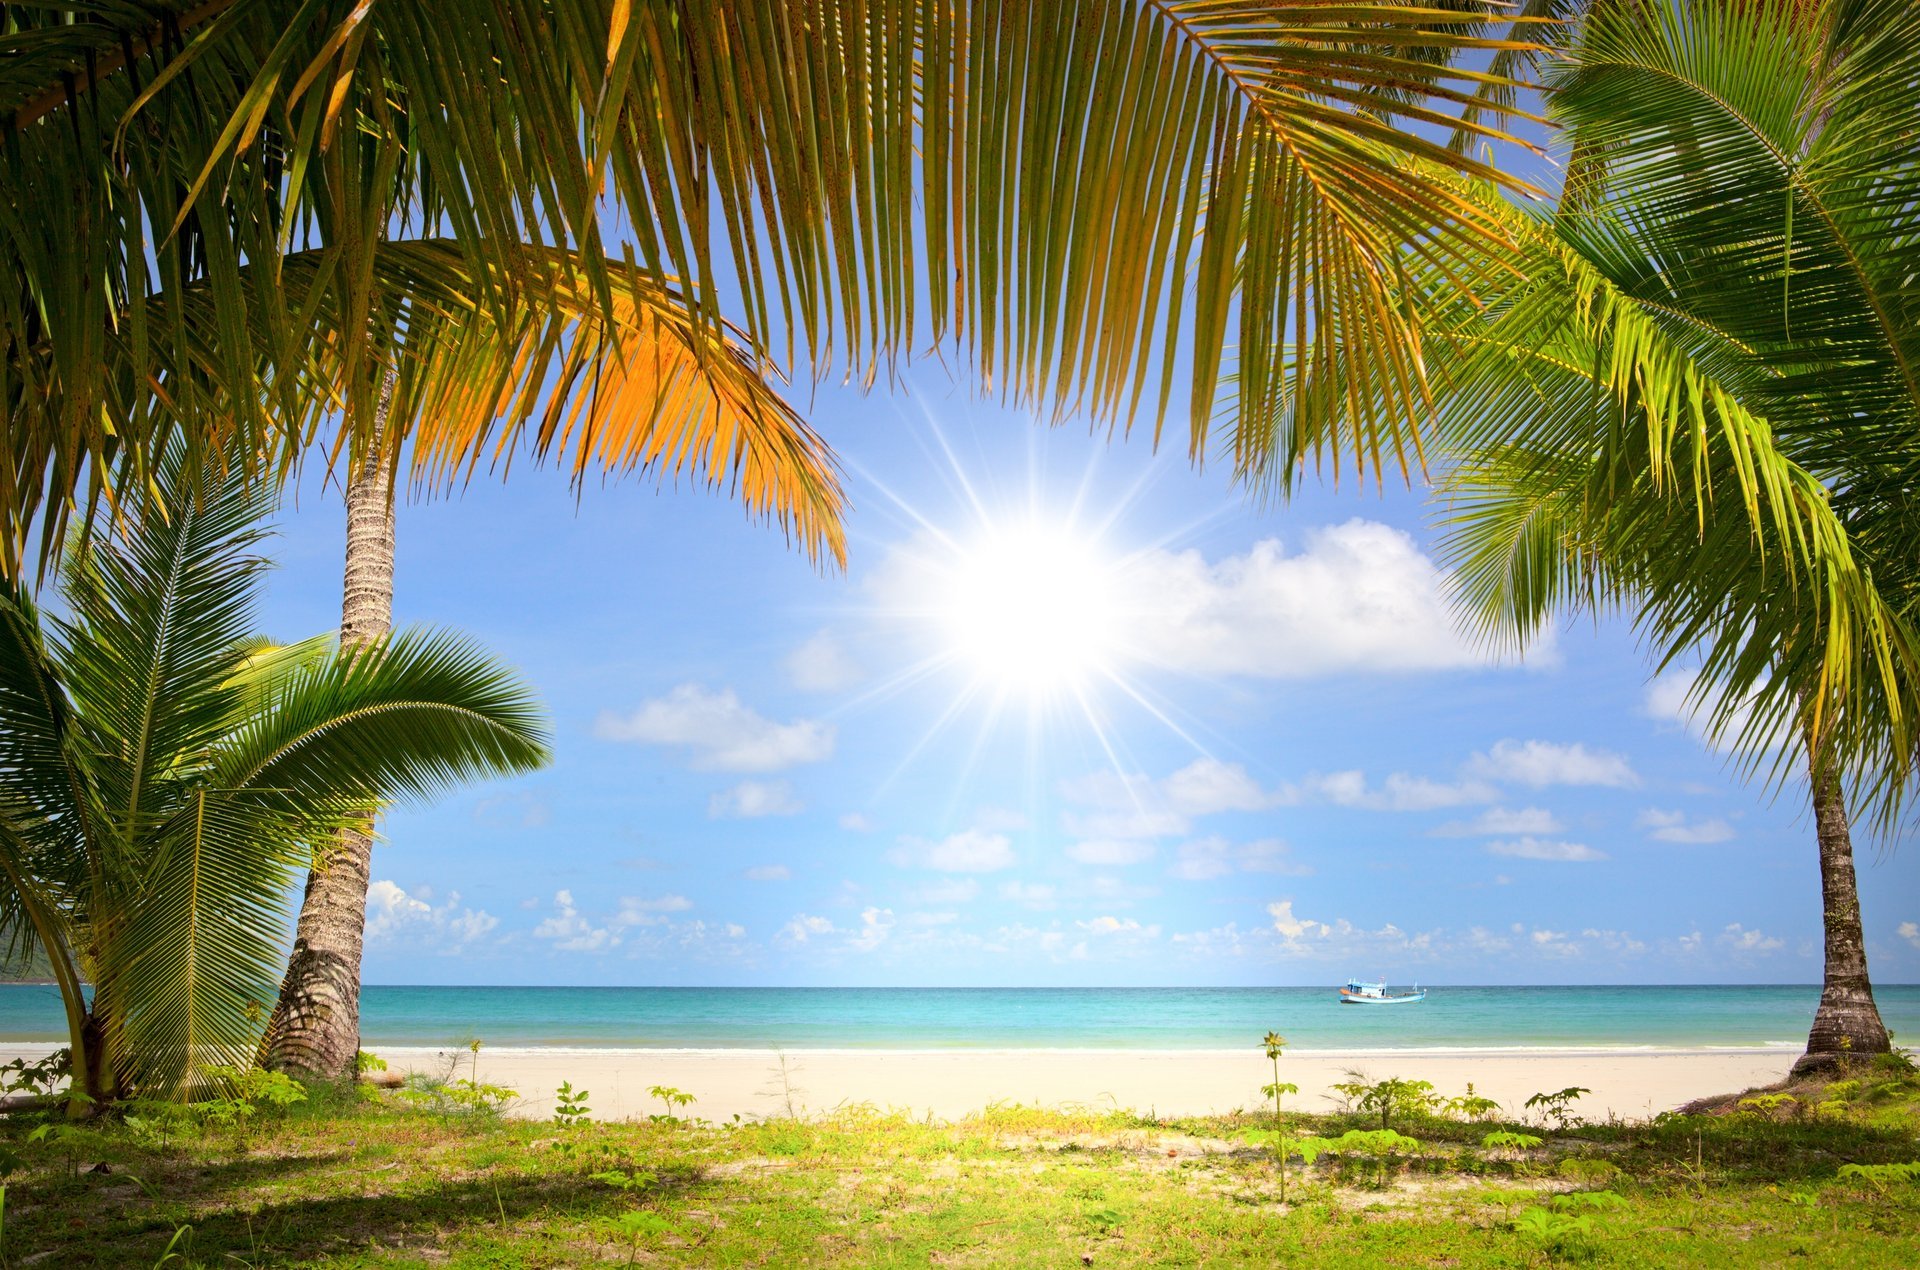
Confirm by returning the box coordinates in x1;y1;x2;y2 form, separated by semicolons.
1426;0;1920;831
216;628;550;810
5;1;1541;580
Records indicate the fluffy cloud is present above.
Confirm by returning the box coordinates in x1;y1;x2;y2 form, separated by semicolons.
1485;837;1608;862
1059;757;1291;845
1308;769;1496;811
745;864;792;882
839;811;874;832
849;907;896;952
1067;839;1157;867
1077;915;1161;938
1637;808;1736;844
1468;739;1637;788
1431;806;1564;837
1719;923;1785;953
1899;921;1920;949
779;914;835;943
612;894;694;929
786;630;864;693
594;684;833;771
1161;758;1286;814
892;829;1017;872
365;880;499;949
709;779;804;818
532;889;617;953
1169;836;1311;880
1646;669;1785;756
1114;521;1521;677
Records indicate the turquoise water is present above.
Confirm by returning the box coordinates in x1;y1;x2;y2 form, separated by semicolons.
3;984;1916;1050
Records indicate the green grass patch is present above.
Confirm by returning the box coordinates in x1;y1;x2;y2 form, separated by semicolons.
0;1061;1912;1266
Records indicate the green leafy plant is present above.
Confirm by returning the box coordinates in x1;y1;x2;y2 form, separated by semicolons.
1481;1129;1544;1152
555;1080;592;1128
1836;1161;1920;1194
1442;1083;1502;1122
1512;1206;1594;1250
354;1051;389;1076
1330;1073;1438;1131
1259;1032;1296;1201
1550;1190;1627;1211
1293;1129;1423;1188
0;1050;69;1099
192;1065;309;1145
648;1084;696;1123
1524;1086;1590;1131
0;448;550;1111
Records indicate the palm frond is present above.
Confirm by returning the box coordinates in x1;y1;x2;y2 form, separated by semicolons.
4;1;1542;579
214;627;550;810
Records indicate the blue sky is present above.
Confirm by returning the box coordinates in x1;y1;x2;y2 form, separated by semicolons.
257;372;1918;988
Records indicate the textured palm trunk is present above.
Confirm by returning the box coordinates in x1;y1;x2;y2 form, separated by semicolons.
1793;766;1891;1076
265;385;397;1080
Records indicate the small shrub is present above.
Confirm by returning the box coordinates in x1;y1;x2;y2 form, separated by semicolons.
648;1084;696;1123
1481;1130;1543;1152
1524;1086;1590;1130
555;1080;592;1127
1835;1161;1920;1193
1329;1073;1438;1131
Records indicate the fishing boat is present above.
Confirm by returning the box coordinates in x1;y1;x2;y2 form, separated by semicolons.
1338;978;1427;1005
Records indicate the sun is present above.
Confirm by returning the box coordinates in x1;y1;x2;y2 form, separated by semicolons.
934;521;1123;694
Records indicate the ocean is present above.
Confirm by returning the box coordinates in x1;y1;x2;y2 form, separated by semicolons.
3;983;1916;1051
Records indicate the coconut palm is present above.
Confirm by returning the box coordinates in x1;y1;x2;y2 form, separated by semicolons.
0;446;550;1112
1424;0;1919;1069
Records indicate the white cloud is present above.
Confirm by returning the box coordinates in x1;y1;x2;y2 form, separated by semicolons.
998;881;1057;909
1115;521;1524;677
594;684;834;772
365;880;499;949
1431;806;1564;837
533;889;617;953
612;894;693;930
1898;921;1920;949
780;914;835;943
1169;836;1310;880
1067;839;1157;867
1078;915;1161;938
1637;808;1736;844
1161;758;1286;814
1308;769;1496;811
745;865;791;882
786;629;864;693
1646;669;1786;756
1719;923;1784;953
1468;739;1637;789
1267;900;1329;941
892;829;1016;873
709;779;804;818
1485;837;1608;862
839;811;874;832
849;907;895;952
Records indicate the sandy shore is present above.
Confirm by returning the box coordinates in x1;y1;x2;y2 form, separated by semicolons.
0;1043;1791;1124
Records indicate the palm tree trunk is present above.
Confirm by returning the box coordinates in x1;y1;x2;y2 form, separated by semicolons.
1793;765;1891;1076
264;381;397;1081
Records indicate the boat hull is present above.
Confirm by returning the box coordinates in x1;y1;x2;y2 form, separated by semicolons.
1338;990;1427;1005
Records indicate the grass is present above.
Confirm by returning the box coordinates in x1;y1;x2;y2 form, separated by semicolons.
0;1056;1914;1267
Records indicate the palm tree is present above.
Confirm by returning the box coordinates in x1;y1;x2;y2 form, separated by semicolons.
9;2;1552;1079
1424;0;1919;1070
0;446;550;1112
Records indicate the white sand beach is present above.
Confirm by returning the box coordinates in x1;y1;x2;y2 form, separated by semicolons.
252;1045;1808;1123
0;1043;1796;1123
